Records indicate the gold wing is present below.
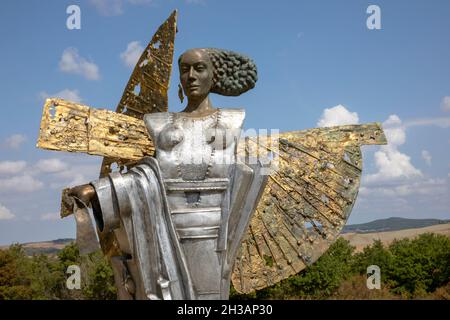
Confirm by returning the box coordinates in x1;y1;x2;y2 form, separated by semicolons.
232;123;387;293
96;11;177;257
57;11;177;256
99;10;177;178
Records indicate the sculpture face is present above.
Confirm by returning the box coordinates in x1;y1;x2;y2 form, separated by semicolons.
179;49;214;100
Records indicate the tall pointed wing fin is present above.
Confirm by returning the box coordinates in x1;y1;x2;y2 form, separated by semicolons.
232;123;387;293
99;10;177;178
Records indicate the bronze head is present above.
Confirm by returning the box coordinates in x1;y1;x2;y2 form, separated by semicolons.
178;48;258;101
178;49;214;102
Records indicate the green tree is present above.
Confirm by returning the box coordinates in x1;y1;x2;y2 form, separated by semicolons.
352;239;393;285
82;251;117;300
387;233;450;296
232;237;356;299
0;245;33;299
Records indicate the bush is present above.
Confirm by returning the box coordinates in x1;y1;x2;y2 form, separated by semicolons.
1;232;449;300
232;238;356;299
0;244;63;299
386;233;450;297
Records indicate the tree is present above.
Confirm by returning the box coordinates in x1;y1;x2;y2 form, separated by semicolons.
232;238;356;299
387;233;450;296
352;239;393;285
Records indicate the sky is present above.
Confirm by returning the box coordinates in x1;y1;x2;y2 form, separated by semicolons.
0;0;449;244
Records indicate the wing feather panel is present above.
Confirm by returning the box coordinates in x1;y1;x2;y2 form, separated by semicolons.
232;123;386;293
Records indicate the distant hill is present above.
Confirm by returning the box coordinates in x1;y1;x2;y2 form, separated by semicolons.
2;218;450;255
342;217;450;234
0;238;74;256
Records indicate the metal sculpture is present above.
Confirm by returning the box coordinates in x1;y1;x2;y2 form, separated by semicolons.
36;10;387;299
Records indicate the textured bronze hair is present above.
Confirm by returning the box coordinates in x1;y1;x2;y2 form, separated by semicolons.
179;48;258;97
205;48;257;96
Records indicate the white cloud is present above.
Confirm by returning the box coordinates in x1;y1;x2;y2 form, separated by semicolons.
404;117;450;128
89;0;124;16
54;170;95;188
39;89;82;103
0;161;27;175
35;158;69;173
4;134;26;149
128;0;154;4
317;104;359;127
365;114;422;184
89;0;155;16
120;41;143;68
0;174;43;192
421;150;432;166
361;178;447;198
59;48;100;80
40;212;60;221
0;203;15;220
186;0;206;4
441;96;450;112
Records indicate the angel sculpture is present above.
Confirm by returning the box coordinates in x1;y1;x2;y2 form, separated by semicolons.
37;11;387;300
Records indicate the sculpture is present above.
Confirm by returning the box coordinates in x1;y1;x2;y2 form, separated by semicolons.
36;11;387;299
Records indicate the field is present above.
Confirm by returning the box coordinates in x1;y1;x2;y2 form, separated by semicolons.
340;223;450;252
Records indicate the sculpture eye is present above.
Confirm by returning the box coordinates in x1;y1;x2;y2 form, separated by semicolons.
195;64;206;71
180;65;190;74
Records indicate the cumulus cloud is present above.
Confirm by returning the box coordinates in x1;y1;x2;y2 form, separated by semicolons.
89;0;155;16
39;89;82;103
4;134;26;149
53;167;97;188
0;174;44;192
0;161;27;175
0;203;15;220
365;115;422;184
59;48;100;80
120;41;143;68
89;0;124;16
404;117;450;128
40;212;60;221
35;158;69;173
186;0;207;4
317;104;359;127
128;0;155;4
362;178;447;197
441;96;450;112
421;150;432;166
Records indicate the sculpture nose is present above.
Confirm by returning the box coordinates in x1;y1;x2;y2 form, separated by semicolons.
188;66;196;80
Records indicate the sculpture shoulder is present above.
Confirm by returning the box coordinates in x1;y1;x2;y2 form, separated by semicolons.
144;109;245;128
218;108;245;129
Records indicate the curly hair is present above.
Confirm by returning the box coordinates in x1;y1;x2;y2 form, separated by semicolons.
179;48;258;97
205;48;258;96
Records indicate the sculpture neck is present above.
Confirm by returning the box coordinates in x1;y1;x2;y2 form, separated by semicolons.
183;96;214;116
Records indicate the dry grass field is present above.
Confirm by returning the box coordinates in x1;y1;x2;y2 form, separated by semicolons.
340;223;450;252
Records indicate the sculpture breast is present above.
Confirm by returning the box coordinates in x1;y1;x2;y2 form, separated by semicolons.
142;108;247;299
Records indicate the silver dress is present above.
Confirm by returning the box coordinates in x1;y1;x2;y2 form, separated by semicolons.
90;109;268;300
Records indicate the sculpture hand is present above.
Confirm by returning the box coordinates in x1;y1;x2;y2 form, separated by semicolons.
68;184;95;206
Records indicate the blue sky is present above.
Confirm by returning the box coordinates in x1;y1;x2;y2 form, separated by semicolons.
0;0;449;244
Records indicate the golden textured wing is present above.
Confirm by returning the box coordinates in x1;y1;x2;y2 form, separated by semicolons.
96;11;177;256
99;10;177;178
232;123;387;293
